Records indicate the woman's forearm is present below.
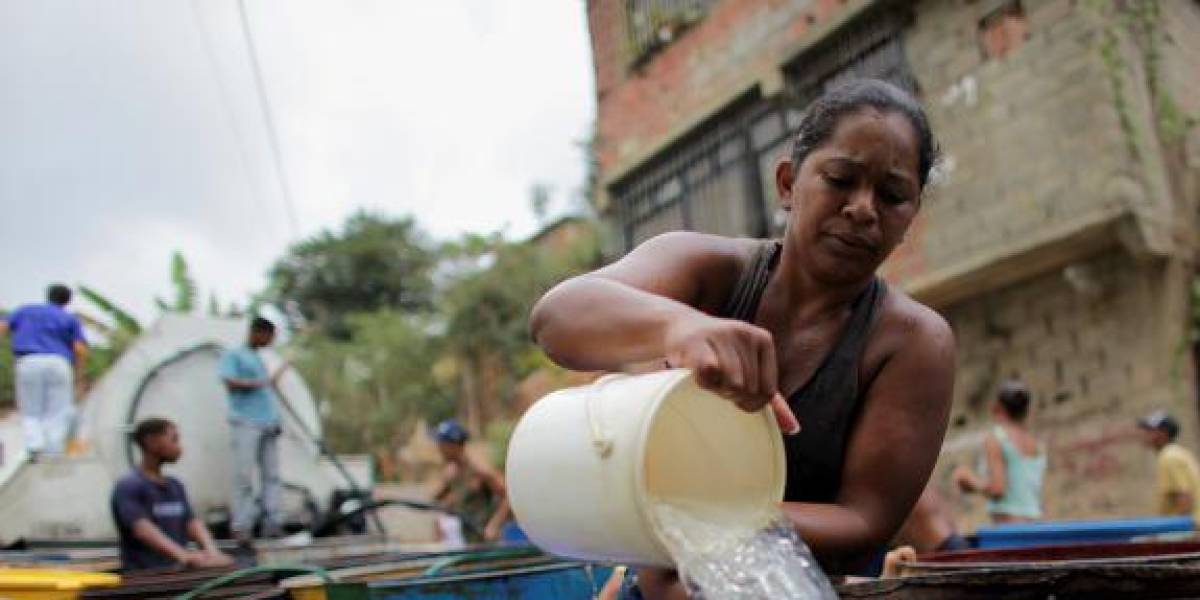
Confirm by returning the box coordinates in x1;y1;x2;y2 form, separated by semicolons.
530;276;699;372
780;502;881;571
132;519;189;563
187;518;219;553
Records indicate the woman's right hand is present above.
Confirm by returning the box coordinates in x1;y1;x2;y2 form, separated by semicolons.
663;313;800;434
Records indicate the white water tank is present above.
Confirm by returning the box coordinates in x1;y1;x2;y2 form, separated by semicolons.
0;314;372;541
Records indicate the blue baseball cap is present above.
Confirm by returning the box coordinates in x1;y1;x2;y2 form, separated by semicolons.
1139;410;1180;439
434;419;469;445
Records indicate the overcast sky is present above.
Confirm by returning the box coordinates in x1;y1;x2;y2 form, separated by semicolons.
0;0;595;322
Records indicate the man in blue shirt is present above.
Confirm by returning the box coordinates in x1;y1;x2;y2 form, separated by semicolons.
111;418;232;571
0;284;88;455
218;317;287;542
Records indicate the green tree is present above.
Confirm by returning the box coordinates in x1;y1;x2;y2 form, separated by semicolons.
293;310;454;454
262;212;602;455
78;286;142;336
80;246;226;385
155;251;197;313
575;124;601;215
267;211;438;338
439;220;602;429
0;309;12;409
529;183;553;223
76;286;143;385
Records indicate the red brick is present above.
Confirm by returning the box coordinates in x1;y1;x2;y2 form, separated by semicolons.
591;0;856;176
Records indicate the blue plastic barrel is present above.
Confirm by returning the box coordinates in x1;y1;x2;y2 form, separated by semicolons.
500;521;529;543
975;516;1195;549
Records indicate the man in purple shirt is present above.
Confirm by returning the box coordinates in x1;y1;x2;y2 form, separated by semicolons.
0;284;88;455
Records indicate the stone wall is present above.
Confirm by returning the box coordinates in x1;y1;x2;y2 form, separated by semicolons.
590;0;1180;296
932;248;1197;526
896;0;1200;525
884;0;1155;307
1156;1;1200;248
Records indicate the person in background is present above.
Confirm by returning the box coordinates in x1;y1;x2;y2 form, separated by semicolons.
219;317;288;542
430;419;514;544
111;418;232;571
0;283;88;456
954;379;1046;523
1138;410;1200;526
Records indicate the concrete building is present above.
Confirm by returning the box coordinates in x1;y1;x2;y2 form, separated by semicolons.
585;0;1200;525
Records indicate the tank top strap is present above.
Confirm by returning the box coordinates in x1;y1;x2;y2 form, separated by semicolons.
994;424;1045;460
781;276;886;503
792;276;885;409
992;424;1010;445
720;240;781;321
823;277;886;375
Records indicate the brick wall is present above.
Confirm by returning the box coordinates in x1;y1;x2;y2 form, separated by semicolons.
587;0;864;182
592;1;1176;296
882;0;1149;305
932;248;1197;526
1160;2;1200;119
587;0;1200;527
1157;1;1200;240
901;0;1200;525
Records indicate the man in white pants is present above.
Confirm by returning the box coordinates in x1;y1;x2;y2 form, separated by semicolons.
1;284;88;456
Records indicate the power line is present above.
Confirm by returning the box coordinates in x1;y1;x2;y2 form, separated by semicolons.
189;0;273;228
237;0;300;238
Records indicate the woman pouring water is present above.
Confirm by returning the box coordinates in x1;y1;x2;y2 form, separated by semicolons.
530;79;955;591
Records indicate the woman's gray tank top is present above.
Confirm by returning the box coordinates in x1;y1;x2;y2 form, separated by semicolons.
721;240;886;503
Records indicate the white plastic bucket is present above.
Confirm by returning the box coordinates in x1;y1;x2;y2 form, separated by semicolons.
505;369;786;567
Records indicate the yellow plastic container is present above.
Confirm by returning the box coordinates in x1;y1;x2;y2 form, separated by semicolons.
0;569;120;600
289;588;325;600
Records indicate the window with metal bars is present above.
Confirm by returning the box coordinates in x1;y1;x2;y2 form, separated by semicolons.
610;5;916;251
610;94;795;250
784;5;916;108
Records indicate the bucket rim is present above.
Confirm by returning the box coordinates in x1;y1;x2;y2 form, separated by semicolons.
633;369;691;564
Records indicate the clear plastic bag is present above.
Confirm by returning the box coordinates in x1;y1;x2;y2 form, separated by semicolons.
654;502;837;600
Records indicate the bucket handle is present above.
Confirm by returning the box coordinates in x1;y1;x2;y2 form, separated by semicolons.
586;374;624;459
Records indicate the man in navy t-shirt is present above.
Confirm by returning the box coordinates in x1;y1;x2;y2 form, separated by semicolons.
0;283;88;455
111;418;232;571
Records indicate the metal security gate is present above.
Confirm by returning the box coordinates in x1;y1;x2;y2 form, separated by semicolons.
611;94;789;249
610;4;916;251
784;5;916;107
